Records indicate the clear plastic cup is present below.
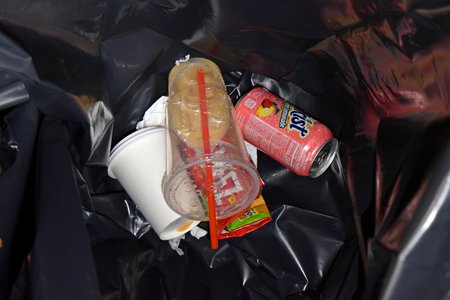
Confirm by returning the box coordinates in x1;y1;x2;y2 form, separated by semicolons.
162;58;260;221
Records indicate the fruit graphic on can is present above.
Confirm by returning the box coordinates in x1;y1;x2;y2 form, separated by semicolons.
234;87;338;178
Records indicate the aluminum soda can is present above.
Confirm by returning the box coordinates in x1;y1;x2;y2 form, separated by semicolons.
234;87;338;178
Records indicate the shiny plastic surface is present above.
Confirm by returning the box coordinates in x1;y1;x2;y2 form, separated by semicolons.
164;58;259;220
0;0;449;299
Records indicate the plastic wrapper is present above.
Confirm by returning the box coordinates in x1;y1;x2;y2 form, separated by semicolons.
1;0;450;299
217;194;272;240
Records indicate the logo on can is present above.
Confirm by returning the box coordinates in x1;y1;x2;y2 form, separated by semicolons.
278;102;314;138
234;87;338;178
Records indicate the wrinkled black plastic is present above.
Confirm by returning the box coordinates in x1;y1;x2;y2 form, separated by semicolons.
1;0;450;299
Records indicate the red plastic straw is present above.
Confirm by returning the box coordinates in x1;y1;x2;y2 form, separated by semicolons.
197;68;218;249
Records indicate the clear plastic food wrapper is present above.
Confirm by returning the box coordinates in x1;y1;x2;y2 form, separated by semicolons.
162;57;260;221
217;194;272;240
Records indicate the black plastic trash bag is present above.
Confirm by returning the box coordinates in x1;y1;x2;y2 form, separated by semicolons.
1;1;449;299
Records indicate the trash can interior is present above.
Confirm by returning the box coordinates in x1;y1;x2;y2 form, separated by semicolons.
1;1;449;299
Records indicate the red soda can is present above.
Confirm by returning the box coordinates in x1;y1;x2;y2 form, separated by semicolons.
234;87;338;178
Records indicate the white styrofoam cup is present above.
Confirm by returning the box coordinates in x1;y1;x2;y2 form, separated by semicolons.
107;127;200;240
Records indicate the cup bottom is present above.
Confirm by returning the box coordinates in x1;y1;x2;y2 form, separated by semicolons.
163;156;260;221
159;217;199;240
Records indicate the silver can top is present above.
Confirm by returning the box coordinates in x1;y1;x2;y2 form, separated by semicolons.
309;138;338;178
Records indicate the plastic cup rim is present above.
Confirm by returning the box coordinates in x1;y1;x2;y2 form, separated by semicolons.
107;126;166;178
162;156;260;221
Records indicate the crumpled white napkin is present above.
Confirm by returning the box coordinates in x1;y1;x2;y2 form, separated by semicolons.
136;96;168;129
